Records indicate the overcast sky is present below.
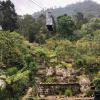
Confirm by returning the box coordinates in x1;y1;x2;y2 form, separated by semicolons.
1;0;100;15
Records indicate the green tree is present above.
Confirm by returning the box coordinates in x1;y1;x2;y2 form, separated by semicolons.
56;15;76;40
17;14;46;43
0;0;17;31
17;15;36;42
81;18;100;35
74;12;87;29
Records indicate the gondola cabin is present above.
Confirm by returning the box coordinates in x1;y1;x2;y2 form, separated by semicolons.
46;12;54;31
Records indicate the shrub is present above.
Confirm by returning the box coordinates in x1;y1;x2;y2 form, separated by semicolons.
45;77;56;83
93;78;100;90
85;90;93;97
64;89;72;97
0;89;9;99
6;67;18;76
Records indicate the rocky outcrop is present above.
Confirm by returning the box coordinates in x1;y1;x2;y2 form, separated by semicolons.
37;83;80;96
0;75;6;90
35;64;82;97
56;67;67;77
22;87;34;100
46;67;55;76
78;75;91;95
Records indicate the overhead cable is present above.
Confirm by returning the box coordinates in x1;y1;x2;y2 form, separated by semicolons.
30;0;44;9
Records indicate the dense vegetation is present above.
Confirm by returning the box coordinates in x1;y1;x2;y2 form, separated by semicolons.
0;0;100;99
0;31;37;99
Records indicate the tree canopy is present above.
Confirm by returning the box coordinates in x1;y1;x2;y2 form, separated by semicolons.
0;0;17;31
56;15;76;40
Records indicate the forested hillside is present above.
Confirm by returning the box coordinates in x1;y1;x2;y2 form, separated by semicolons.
33;0;100;18
0;0;100;99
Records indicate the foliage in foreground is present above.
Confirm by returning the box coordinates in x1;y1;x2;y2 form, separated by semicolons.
0;17;100;99
0;31;37;99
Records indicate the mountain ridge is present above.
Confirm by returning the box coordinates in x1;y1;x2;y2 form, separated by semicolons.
33;0;100;18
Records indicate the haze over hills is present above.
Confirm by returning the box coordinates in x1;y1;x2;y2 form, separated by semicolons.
33;0;100;18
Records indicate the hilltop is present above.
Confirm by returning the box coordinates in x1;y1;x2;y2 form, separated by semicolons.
33;0;100;17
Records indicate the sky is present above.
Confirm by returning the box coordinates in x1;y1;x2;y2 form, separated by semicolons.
1;0;100;15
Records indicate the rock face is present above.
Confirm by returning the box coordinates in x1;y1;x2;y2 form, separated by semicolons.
0;75;6;90
78;75;91;94
0;79;6;90
46;67;55;76
37;83;80;96
46;67;75;78
45;66;77;83
36;65;82;96
22;87;34;100
56;67;67;77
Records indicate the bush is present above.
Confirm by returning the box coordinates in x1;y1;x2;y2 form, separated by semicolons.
85;90;93;97
6;70;30;98
93;78;100;90
64;89;72;97
0;89;9;100
6;67;18;76
0;31;37;99
45;77;56;83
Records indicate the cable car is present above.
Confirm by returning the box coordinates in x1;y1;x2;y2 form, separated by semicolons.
30;0;55;32
46;11;54;32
